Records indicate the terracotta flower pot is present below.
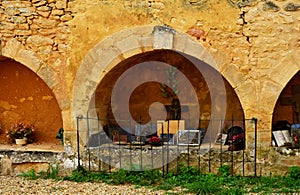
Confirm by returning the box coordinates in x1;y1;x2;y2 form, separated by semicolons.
15;138;27;146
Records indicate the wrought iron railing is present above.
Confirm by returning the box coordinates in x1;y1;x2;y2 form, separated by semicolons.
75;115;258;176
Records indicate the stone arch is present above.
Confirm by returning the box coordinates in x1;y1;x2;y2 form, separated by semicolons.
72;25;225;120
0;56;63;145
272;70;300;125
258;58;299;127
1;39;63;109
232;52;300;146
270;62;300;115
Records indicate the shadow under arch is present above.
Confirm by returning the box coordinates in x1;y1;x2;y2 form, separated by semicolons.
272;70;300;129
93;49;245;129
0;57;63;147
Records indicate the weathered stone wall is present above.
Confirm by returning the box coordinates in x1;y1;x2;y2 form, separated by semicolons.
66;0;300;147
1;0;300;175
0;150;65;175
0;0;74;131
236;1;300;144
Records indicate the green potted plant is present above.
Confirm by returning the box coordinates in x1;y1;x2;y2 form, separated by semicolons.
6;122;35;145
160;66;181;120
56;128;64;145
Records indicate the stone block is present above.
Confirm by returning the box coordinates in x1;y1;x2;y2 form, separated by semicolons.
19;7;36;16
3;22;17;30
33;17;58;29
93;47;122;74
37;65;58;89
5;7;21;16
51;9;64;16
10;16;27;24
62;109;74;130
26;35;54;46
56;0;67;9
173;33;188;52
17;49;42;72
14;29;32;36
115;34;142;59
38;28;57;36
13;162;49;175
153;25;175;50
37;10;51;17
33;0;47;7
60;14;72;21
183;38;208;63
278;12;294;24
49;15;60;20
140;35;153;52
2;1;32;8
58;43;69;52
37;6;51;12
18;23;30;30
2;39;23;59
257;130;272;146
1;158;12;176
259;80;282;110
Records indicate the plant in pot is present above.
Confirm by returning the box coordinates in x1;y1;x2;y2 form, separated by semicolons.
56;128;64;145
160;66;181;120
228;133;245;151
6;122;35;145
149;135;162;146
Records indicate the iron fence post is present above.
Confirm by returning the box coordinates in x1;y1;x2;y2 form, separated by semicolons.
87;112;91;171
253;117;258;177
76;115;83;169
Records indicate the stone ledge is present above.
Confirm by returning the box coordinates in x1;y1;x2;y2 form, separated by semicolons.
0;144;64;153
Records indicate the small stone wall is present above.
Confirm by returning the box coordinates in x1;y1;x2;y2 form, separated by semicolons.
0;150;65;175
78;145;300;176
0;146;299;176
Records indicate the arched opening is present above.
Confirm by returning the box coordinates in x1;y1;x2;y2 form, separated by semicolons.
272;71;300;147
273;71;300;124
0;57;63;149
92;50;244;139
72;26;246;152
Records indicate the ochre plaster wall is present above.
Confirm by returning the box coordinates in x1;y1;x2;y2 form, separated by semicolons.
0;59;63;144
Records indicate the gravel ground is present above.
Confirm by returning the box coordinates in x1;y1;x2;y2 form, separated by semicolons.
0;176;190;195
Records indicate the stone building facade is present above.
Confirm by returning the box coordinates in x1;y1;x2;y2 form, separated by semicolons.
0;0;300;175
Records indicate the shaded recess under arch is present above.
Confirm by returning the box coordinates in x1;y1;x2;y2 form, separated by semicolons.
92;50;244;130
273;71;300;126
0;57;63;146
